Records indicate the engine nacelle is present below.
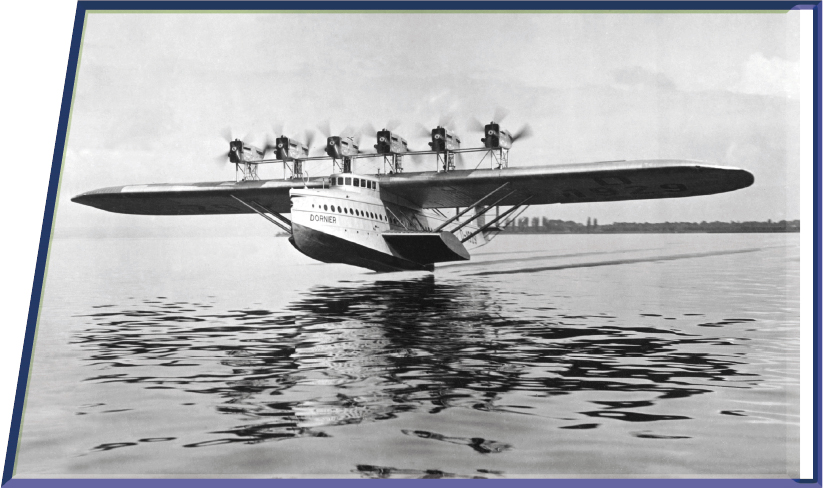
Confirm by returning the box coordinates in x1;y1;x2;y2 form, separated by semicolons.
480;122;513;150
428;126;461;152
274;136;309;161
373;129;409;154
228;139;264;164
326;136;360;159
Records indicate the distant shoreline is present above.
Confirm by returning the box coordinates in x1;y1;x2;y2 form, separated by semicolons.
501;219;800;234
503;230;800;234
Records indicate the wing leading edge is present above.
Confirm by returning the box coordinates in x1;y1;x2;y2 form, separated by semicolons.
71;178;325;215
72;159;753;215
380;159;754;208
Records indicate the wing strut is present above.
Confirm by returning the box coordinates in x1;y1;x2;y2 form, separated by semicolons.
450;189;517;233
461;196;532;243
230;194;292;234
434;182;511;232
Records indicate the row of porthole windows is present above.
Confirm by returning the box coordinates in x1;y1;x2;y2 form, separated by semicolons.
312;202;386;222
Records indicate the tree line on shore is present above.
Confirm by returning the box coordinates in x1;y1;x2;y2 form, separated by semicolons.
501;217;800;233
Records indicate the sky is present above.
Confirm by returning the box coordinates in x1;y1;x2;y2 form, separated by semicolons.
57;11;805;237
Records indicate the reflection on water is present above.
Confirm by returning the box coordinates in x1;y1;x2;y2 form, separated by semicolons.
74;275;759;454
17;234;798;478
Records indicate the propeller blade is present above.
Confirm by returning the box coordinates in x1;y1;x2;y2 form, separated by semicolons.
511;124;532;143
361;122;377;137
214;152;230;166
263;135;276;154
385;119;401;132
220;127;234;143
340;125;356;137
493;106;510;124
468;117;485;132
305;130;316;153
317;120;331;139
438;113;454;128
416;123;432;139
272;122;285;138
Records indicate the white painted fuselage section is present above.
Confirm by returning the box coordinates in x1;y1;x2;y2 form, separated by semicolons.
288;173;489;270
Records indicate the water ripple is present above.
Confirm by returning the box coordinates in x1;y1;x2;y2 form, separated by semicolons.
73;276;761;451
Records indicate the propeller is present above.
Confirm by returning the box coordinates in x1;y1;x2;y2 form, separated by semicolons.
384;119;401;132
264;122;290;155
468;117;486;132
416;123;433;139
304;129;316;156
510;124;532;143
402;151;424;167
214;152;230;166
468;107;510;132
438;113;455;129
317;120;332;139
493;106;510;124
262;135;277;156
215;127;249;166
363;119;400;137
219;127;254;144
417;114;456;139
220;127;234;144
272;122;286;138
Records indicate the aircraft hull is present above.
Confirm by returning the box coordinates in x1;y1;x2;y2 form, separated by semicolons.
288;181;489;272
289;223;432;272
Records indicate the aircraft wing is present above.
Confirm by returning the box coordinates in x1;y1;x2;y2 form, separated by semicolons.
379;159;754;208
72;159;753;215
72;178;325;215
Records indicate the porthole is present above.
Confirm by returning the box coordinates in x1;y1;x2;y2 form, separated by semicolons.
324;204;328;211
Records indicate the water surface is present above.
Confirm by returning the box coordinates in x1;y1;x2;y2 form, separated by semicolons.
17;233;800;478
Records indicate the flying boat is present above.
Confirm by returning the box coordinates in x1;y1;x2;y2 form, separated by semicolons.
72;120;755;272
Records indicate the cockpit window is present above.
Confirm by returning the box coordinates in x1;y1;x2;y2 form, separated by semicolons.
344;177;351;185
353;178;360;186
360;179;367;188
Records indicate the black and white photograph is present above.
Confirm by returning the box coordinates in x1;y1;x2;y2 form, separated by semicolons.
9;7;812;479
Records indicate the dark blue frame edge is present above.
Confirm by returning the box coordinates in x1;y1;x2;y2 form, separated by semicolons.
1;1;820;486
813;2;821;485
1;2;87;486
